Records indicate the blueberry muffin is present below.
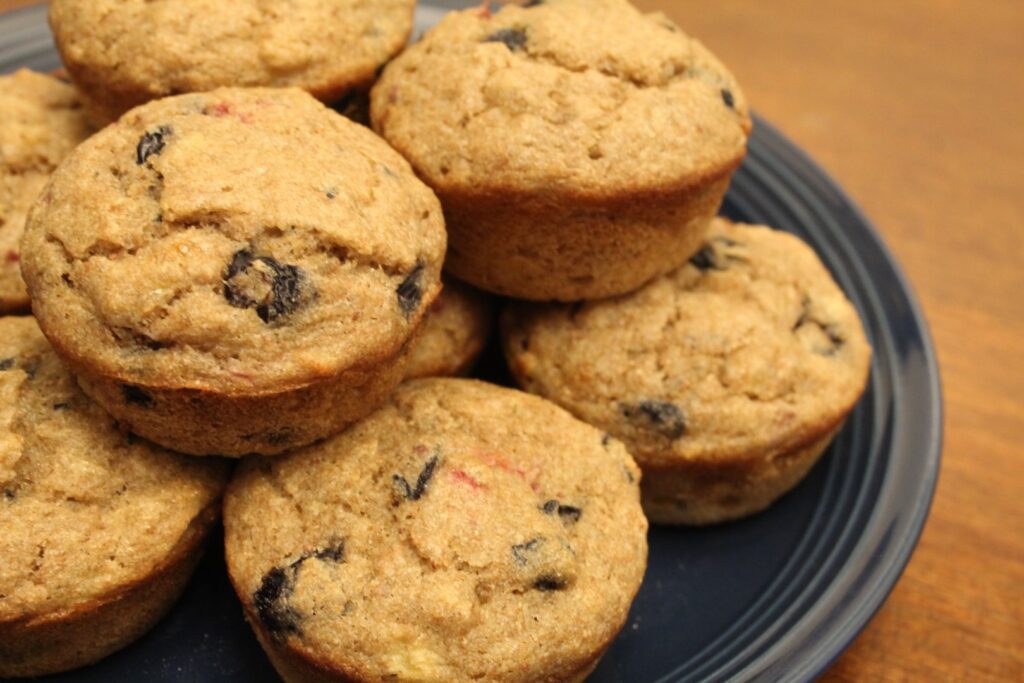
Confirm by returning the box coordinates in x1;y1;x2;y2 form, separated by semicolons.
404;276;493;380
224;378;647;682
20;87;446;457
503;218;872;524
49;0;415;125
0;316;229;677
372;0;751;301
0;69;92;314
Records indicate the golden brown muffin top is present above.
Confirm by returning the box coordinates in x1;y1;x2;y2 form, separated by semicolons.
225;378;647;682
50;0;415;122
21;87;446;394
0;316;229;621
372;0;751;198
503;218;872;467
0;69;92;314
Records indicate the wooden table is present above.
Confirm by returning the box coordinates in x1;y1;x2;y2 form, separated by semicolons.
3;0;1022;680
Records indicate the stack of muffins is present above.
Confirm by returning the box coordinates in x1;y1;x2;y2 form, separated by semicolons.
0;1;871;681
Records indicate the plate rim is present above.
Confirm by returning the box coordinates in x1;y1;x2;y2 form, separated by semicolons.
729;114;944;682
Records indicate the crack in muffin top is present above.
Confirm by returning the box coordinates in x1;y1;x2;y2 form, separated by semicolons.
21;88;446;393
371;0;751;197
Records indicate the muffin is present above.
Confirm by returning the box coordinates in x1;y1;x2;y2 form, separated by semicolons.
404;276;492;380
503;218;872;524
0;69;92;314
372;0;751;301
20;87;446;456
224;378;647;682
49;0;416;125
0;316;229;677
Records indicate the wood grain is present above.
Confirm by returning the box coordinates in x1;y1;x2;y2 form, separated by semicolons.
0;0;36;11
3;0;1022;680
635;1;1024;681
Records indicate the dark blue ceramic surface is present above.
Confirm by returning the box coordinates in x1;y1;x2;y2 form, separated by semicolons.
1;4;941;681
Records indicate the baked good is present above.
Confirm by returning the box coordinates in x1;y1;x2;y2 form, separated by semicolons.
404;276;492;380
49;0;415;125
224;378;647;682
0;69;91;314
20;87;446;457
0;316;229;677
371;0;751;301
503;218;872;524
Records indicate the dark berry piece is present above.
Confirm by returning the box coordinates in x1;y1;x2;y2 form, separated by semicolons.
136;125;173;165
692;235;742;271
0;358;13;371
601;433;613;447
825;326;845;349
312;540;346;563
251;539;346;640
793;297;845;355
223;249;310;324
792;296;812;330
689;244;722;271
524;0;544;7
621;400;686;439
396;263;424;319
721;88;735;109
257;262;305;323
814;324;846;356
52;402;70;411
556;505;582;523
540;500;582;524
253;567;301;640
122;384;155;408
325;188;338;200
3;488;14;500
484;27;528;52
512;538;541;565
533;574;568;591
224;249;257;308
393;454;439;502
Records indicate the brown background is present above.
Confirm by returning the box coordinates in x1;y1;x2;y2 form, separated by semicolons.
2;0;1022;680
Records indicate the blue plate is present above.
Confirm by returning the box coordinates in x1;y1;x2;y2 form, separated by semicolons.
0;3;942;681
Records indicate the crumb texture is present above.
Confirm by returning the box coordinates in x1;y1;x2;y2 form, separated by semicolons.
0;69;92;313
0;317;228;621
225;378;647;682
372;0;751;196
20;88;446;393
504;218;872;467
49;0;415;120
